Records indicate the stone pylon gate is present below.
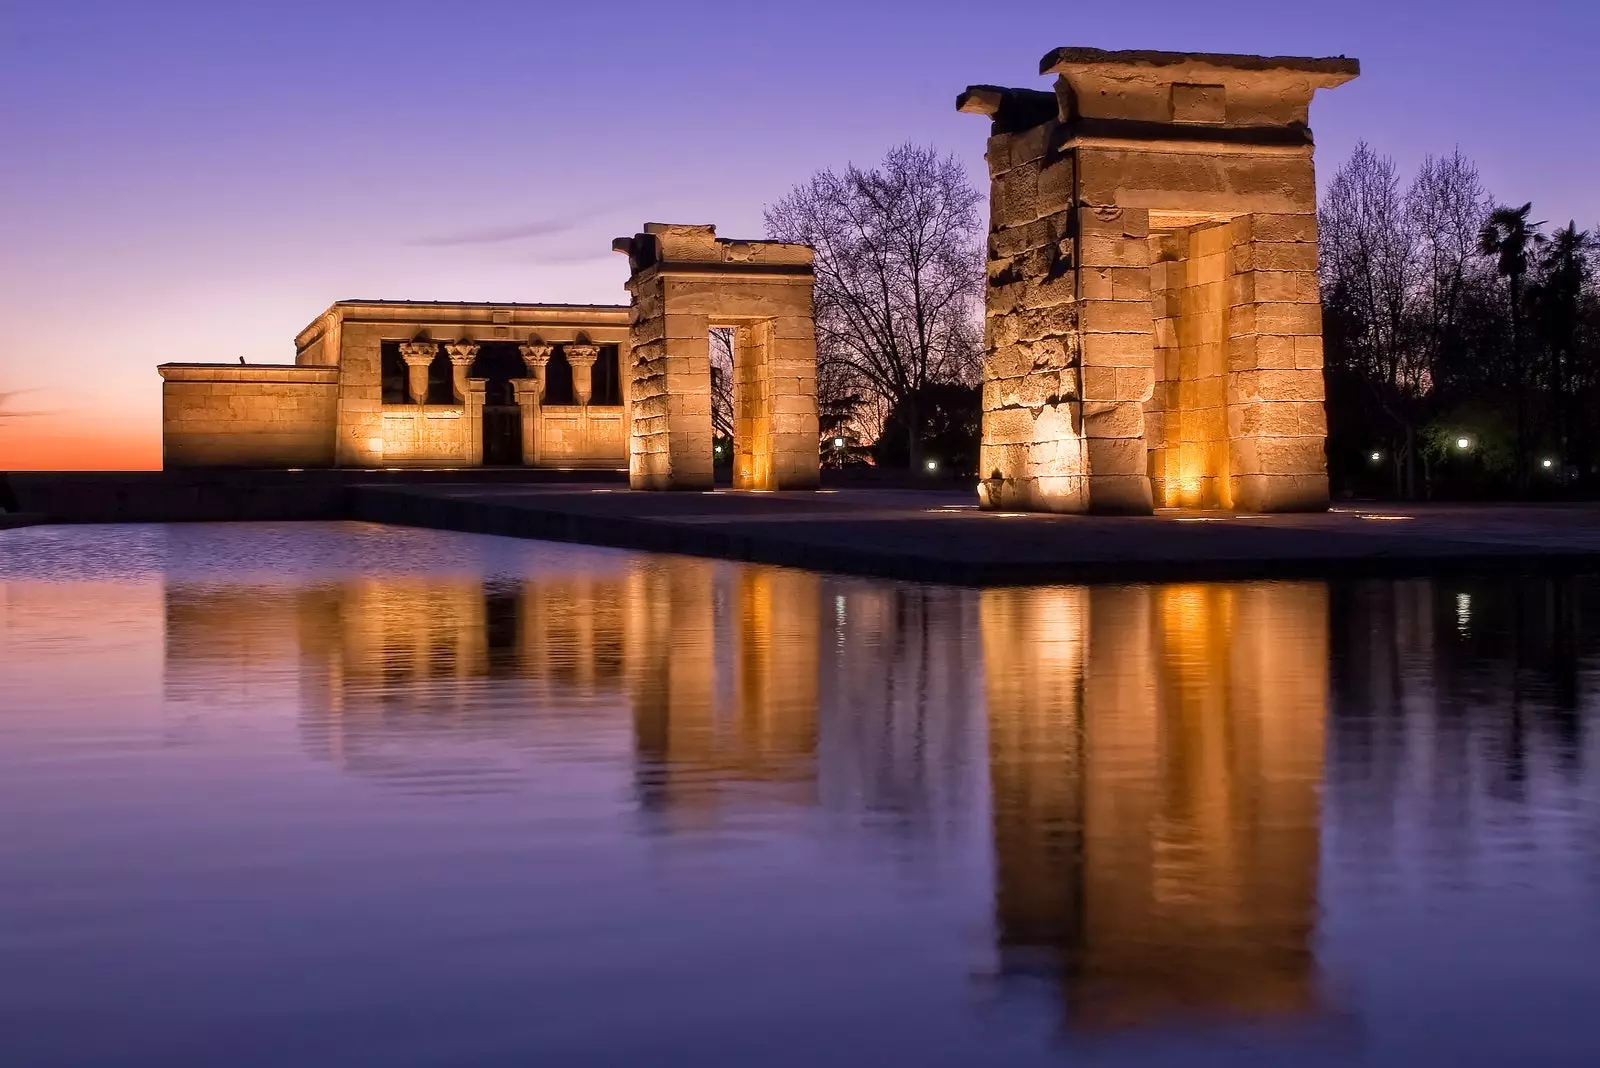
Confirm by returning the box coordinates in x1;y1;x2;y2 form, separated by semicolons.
614;224;821;491
961;48;1358;514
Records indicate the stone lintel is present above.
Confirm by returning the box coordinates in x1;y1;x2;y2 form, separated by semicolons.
1041;46;1359;129
1060;117;1314;153
1040;47;1360;83
613;223;814;280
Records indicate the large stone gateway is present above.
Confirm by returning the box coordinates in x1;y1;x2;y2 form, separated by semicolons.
614;224;821;491
961;48;1358;514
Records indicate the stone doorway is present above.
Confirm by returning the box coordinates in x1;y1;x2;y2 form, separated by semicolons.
613;224;821;492
474;342;526;466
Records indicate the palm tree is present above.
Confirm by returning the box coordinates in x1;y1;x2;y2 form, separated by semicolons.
1479;203;1545;489
1532;223;1597;478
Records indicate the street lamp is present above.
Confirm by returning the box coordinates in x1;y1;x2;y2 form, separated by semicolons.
1542;457;1555;469
1369;451;1382;463
926;459;939;473
834;437;845;448
1456;437;1471;451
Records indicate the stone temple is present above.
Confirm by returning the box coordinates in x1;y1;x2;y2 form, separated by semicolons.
158;46;1353;513
158;224;819;492
961;47;1358;513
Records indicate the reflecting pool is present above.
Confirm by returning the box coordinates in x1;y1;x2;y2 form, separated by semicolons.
1;522;1597;1066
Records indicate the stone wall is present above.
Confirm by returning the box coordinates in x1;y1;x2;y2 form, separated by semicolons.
537;405;627;468
159;365;337;468
378;405;475;466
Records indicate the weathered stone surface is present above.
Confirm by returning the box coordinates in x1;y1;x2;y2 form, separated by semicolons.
963;49;1351;516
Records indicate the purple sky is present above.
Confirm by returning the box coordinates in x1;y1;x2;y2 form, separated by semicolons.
1;0;1595;467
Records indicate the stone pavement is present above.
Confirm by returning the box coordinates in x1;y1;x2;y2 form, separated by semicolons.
350;483;1600;585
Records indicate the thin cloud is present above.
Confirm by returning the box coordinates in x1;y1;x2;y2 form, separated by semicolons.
411;219;578;247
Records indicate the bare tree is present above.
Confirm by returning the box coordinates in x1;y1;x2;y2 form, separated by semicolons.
1320;142;1424;495
764;143;982;469
708;327;735;443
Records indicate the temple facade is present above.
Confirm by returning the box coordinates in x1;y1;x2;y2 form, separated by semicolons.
159;300;632;469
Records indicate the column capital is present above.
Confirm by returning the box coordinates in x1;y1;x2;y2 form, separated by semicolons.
398;341;436;367
519;341;554;370
445;341;480;366
563;342;600;368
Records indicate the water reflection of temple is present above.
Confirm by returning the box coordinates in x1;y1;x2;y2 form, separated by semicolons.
163;555;1343;1031
981;582;1329;1029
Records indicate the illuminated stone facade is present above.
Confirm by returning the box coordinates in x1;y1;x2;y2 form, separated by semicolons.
614;224;821;491
961;48;1358;513
159;300;631;469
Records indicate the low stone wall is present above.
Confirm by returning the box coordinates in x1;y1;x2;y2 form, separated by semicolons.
380;405;474;466
159;365;338;468
539;406;626;468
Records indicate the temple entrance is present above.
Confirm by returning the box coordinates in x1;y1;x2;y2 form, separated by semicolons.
473;342;526;466
482;396;522;465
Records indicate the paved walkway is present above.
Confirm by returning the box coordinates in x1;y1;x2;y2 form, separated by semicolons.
350;483;1600;585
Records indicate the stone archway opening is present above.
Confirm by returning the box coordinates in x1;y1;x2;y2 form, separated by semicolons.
613;224;821;492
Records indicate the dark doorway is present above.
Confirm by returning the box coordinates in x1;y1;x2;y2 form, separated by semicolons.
474;341;525;466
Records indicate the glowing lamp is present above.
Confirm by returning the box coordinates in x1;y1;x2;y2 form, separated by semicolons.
1456;437;1471;450
926;459;938;472
1542;458;1554;469
1369;451;1381;462
834;437;845;448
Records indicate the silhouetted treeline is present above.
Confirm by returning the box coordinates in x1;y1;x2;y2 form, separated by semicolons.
1320;144;1600;499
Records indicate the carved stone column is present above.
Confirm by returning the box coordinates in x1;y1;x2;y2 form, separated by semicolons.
464;377;487;466
564;343;600;405
398;341;436;405
445;341;480;403
519;342;553;401
511;378;541;466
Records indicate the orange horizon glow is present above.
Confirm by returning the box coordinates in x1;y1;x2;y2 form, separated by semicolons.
0;417;160;472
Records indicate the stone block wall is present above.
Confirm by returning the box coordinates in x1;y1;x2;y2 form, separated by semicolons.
377;405;475;466
159;365;337;468
1224;215;1329;511
1149;221;1237;509
538;406;627;468
978;119;1089;512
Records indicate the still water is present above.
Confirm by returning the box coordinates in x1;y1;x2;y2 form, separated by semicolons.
1;522;1597;1067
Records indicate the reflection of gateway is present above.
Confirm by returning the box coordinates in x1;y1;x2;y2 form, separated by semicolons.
160;560;826;807
982;583;1328;1029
